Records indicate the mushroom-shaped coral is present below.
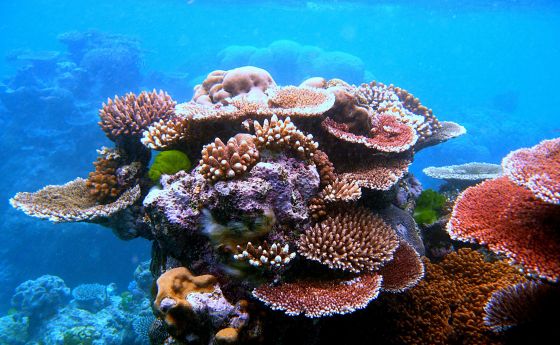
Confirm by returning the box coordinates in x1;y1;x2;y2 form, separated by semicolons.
252;115;318;159
99;90;176;142
502;137;560;204
199;133;260;183
378;240;425;292
10;178;140;222
447;176;560;282
252;273;383;318
298;207;399;273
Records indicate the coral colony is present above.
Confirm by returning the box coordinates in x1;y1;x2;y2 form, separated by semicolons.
10;66;560;344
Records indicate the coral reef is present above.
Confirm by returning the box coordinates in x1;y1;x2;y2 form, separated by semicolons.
448;138;560;282
10;65;466;343
423;162;503;182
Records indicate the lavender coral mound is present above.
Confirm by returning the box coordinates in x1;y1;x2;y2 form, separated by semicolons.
11;275;70;320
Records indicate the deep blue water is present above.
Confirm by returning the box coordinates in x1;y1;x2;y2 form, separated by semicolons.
0;0;559;342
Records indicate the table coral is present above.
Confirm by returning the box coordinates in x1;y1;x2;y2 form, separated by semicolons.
502;137;560;204
378;240;424;293
253;273;383;318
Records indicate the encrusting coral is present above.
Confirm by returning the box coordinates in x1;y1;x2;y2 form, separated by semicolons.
379;249;527;345
10;65;469;343
448;138;560;282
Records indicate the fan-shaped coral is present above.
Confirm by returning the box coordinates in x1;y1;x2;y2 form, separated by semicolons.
252;273;383;318
298;207;399;273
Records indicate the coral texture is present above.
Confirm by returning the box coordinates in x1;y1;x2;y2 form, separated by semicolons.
502;137;560;204
10;178;140;222
11;275;70;320
448;176;560;282
423;162;502;182
200;133;260;183
339;153;412;190
298;207;399;273
233;241;296;270
253;274;382;317
484;281;552;332
320;178;361;202
378;240;424;292
381;249;526;345
86;147;123;202
99;90;176;142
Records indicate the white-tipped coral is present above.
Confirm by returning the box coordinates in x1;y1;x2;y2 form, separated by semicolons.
233;241;296;270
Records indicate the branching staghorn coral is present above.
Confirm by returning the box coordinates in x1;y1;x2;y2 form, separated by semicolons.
199;133;260;183
298;207;399;273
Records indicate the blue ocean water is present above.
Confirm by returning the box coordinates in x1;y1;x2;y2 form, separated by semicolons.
1;0;559;343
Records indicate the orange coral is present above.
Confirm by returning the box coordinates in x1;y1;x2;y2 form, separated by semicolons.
381;249;527;345
448;176;560;282
338;153;412;190
154;267;217;336
311;149;336;187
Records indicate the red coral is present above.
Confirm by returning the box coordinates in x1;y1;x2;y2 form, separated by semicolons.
448;176;560;282
252;273;382;318
379;240;424;292
502;137;560;205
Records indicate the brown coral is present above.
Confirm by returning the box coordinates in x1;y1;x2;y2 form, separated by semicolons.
199;134;260;183
252;115;318;159
381;249;527;345
311;149;336;187
98;90;176;142
86;147;123;203
233;241;296;270
298;207;399;273
378;240;424;293
253;273;383;318
154;267;217;336
266;86;335;118
10;178;140;222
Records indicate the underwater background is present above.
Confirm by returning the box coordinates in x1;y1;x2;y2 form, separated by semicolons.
1;0;559;344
